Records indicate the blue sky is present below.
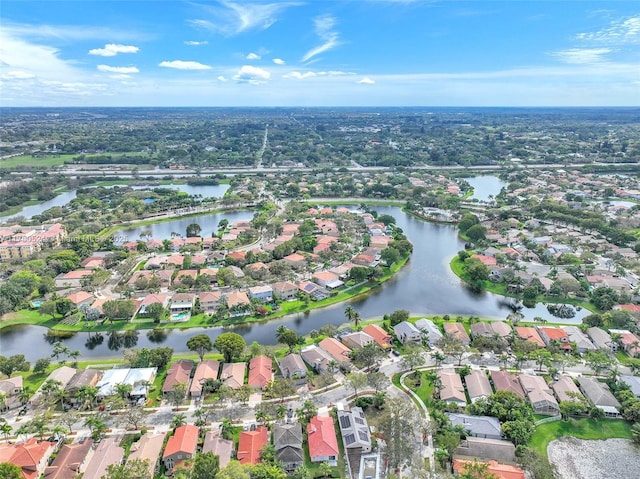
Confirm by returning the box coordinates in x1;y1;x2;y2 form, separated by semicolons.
1;1;639;106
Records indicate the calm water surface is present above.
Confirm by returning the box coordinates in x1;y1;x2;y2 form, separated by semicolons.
465;176;507;202
0;206;589;360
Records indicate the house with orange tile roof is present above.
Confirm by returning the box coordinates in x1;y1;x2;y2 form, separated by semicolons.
307;415;339;466
514;326;545;348
283;252;307;268
199;291;222;313
319;337;352;363
163;425;199;472
272;281;298;301
248;355;273;389
137;293;169;316
362;324;392;349
443;322;471;344
237;426;269;465
55;269;93;289
490;370;525;398
537;326;572;351
453;459;525;479
0;438;56;479
162;360;193;395
65;291;95;307
224;290;251;310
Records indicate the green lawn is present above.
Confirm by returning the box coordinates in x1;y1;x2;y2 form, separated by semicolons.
0;154;76;169
529;418;633;459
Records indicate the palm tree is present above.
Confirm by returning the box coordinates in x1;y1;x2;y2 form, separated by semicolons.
344;306;355;324
319;461;332;479
170;413;187;429
0;422;12;441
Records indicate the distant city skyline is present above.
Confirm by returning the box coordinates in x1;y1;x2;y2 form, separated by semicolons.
1;1;639;107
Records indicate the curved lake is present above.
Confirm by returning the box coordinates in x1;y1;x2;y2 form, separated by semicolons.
0;190;78;223
0;206;590;360
465;176;507;202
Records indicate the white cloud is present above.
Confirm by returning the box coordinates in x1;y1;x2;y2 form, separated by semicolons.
89;44;139;57
283;71;317;79
2;70;36;80
551;48;612;64
109;74;132;79
577;15;640;44
3;22;149;41
189;1;302;36
217;75;229;82
185;40;208;46
159;60;212;70
272;58;285;65
317;71;355;76
233;65;270;83
358;77;375;84
302;14;341;62
246;52;261;60
97;65;140;73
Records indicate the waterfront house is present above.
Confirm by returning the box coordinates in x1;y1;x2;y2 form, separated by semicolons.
162;360;193;396
248;355;273;389
220;362;246;390
414;319;443;346
393;321;421;344
190;360;220;398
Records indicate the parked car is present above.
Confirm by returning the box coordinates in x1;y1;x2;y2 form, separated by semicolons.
391;350;401;357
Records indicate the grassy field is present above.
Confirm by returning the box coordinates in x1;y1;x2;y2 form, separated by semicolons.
529;418;633;459
0;152;154;169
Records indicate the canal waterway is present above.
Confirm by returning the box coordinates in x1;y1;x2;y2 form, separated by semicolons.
0;205;590;360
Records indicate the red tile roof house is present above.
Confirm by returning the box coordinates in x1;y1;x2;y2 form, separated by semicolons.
490;370;525;399
163;424;199;472
220;362;247;390
199;291;222;314
453;459;525;479
312;271;341;288
66;291;95;307
44;437;93;479
237;426;269;465
137;293;169;317
248;355;273;390
190;360;220;398
362;324;392;349
537;326;573;352
319;337;352;363
162;359;194;396
283;252;307;269
307;415;340;466
0;438;56;479
514;327;545;348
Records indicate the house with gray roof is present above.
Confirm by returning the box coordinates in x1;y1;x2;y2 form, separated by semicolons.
620;375;640;399
519;374;559;415
337;405;372;453
274;423;304;472
578;377;622;418
279;353;307;380
393;321;421;344
470;322;493;339
562;326;596;353
587;327;618;351
490;321;512;339
446;413;502;440
551;375;584;403
301;346;333;373
414;318;443;346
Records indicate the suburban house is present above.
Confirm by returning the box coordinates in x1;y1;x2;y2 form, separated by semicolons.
578;377;622;418
414;318;444;346
248;355;273;389
465;370;493;404
220;362;246;390
198;291;222;314
65;369;103;404
393;321;422;344
55;269;92;289
278;353;307;380
0;376;24;411
0;438;56;479
137;293;169;317
319;337;352;363
587;327;618;351
301;346;333;373
272;281;299;301
446;413;502;440
202;430;233;469
283;253;307;269
337;405;372;452
307;416;340;466
162;425;199;472
311;271;344;290
454;437;517;465
190;360;220;398
169;293;195;314
248;285;274;302
620;375;640;399
514;327;545;348
562;326;596;353
490;370;525;398
237;426;269;465
44;438;93;479
470;322;493;338
609;329;640;357
96;367;156;400
224;291;251;315
362;324;393;349
340;331;375;350
162;360;194;396
490;321;512;339
518;374;559;415
66;291;95;308
83;436;124;479
30;366;76;407
453;459;525;479
128;433;165;479
551;375;585;403
274;423;304;472
443;322;471;344
537;327;572;352
438;369;467;406
297;281;330;300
